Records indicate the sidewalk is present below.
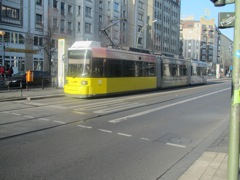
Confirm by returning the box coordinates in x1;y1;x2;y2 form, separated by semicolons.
0;87;64;101
178;128;229;180
0;86;230;179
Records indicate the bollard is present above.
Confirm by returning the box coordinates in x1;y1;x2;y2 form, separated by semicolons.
42;78;44;90
20;80;22;97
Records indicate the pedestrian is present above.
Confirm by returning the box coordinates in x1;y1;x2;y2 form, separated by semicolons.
7;66;13;78
0;66;5;79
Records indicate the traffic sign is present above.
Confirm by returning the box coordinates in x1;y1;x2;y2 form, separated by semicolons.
218;12;235;28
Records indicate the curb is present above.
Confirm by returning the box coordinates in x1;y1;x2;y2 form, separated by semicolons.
26;94;65;100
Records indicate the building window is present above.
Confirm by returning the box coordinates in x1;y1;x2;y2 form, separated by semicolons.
138;25;143;32
34;36;43;46
1;5;20;19
36;14;42;24
77;22;81;32
99;1;103;9
138;14;143;21
61;19;65;33
78;6;81;16
19;34;25;44
68;21;72;31
68;5;72;14
139;1;143;9
108;2;110;10
61;2;65;15
53;0;57;8
85;7;91;17
53;18;58;27
138;37;143;45
36;0;42;6
85;23;91;33
99;15;102;24
114;2;119;12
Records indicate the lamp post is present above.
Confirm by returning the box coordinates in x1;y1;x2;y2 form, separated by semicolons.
0;30;5;66
136;20;157;48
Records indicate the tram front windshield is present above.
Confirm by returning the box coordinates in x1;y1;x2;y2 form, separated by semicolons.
67;50;91;77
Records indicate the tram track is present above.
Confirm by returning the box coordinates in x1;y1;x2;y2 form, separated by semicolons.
0;81;230;141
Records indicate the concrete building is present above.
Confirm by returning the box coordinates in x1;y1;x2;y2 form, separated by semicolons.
218;33;233;75
180;16;221;73
0;0;182;75
0;0;48;73
147;0;181;56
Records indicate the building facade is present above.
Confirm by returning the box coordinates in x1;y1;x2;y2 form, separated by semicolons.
219;33;233;75
147;0;181;56
0;0;48;73
0;0;182;75
180;16;228;74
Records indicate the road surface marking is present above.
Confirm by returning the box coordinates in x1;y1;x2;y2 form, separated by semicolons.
109;88;230;123
38;118;49;121
117;133;132;137
98;129;113;133
166;142;186;148
24;115;34;118
11;113;21;116
77;125;93;129
141;138;151;141
54;120;66;124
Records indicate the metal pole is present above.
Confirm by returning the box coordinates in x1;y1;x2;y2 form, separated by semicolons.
228;1;240;179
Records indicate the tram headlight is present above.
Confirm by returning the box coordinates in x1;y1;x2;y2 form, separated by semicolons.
81;81;88;85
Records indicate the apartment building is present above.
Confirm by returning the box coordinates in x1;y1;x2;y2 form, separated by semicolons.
0;0;48;73
0;0;182;75
180;16;223;73
147;0;181;56
219;33;233;75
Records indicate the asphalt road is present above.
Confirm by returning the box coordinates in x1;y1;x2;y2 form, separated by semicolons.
0;80;231;180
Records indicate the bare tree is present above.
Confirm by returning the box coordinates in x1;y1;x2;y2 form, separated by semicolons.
26;21;57;75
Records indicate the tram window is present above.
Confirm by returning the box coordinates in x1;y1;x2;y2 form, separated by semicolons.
192;66;197;76
92;58;104;77
182;65;188;76
176;65;180;77
202;67;207;75
122;61;135;77
106;59;121;77
135;62;144;77
145;62;155;76
197;67;201;76
162;64;171;77
171;64;177;77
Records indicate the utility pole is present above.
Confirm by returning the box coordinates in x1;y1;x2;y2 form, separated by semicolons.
210;0;238;179
228;1;240;179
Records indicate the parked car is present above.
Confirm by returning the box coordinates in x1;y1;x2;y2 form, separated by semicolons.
5;71;26;87
5;71;51;88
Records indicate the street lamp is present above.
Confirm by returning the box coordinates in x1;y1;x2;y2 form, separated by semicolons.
136;20;157;48
0;30;5;66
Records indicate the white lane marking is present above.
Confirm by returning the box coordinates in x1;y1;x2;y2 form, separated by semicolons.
77;125;93;129
109;88;230;123
38;118;49;121
2;111;10;114
53;120;66;124
140;138;151;141
166;142;186;148
11;113;21;116
24;115;34;118
98;129;113;133
117;133;132;137
73;111;86;114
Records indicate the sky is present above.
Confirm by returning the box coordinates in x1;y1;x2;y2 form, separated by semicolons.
181;0;235;41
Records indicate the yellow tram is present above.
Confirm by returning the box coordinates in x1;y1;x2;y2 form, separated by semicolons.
64;41;208;98
64;41;158;97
